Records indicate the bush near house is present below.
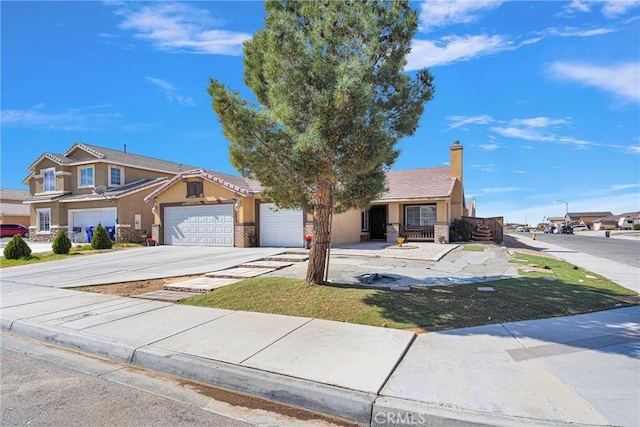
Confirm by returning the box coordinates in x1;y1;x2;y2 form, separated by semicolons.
52;229;72;255
91;223;113;250
633;224;640;230
3;234;32;260
449;219;474;242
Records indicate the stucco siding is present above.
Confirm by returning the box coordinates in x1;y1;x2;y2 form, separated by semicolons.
331;209;362;244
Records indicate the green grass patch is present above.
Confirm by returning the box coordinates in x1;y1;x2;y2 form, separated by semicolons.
181;255;636;331
0;243;144;268
510;253;635;296
463;245;485;252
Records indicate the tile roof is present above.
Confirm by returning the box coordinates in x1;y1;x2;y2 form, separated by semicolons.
377;167;455;201
0;188;30;201
59;178;167;203
144;169;261;202
567;212;612;220
0;202;30;216
28;142;198;174
597;211;640;222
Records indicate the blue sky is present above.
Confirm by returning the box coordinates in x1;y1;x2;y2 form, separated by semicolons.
1;0;639;225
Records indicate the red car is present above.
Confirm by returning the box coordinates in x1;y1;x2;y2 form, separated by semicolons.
0;224;30;238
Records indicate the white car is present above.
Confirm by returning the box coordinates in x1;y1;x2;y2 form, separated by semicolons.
572;225;588;232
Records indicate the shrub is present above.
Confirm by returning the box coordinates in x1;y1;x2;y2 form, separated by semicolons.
52;229;72;254
91;223;113;250
3;234;32;259
634;224;640;230
449;219;474;242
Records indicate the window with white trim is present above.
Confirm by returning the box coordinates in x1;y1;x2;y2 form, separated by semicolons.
44;169;56;192
361;209;370;231
37;208;51;233
109;166;124;187
78;166;94;188
405;205;436;226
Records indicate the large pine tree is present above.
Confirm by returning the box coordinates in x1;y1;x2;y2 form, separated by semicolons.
209;0;434;284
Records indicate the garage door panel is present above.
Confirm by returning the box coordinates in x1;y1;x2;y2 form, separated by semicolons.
165;205;234;247
260;204;303;247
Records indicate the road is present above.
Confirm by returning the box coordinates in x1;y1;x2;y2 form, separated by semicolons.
518;232;640;267
1;333;346;427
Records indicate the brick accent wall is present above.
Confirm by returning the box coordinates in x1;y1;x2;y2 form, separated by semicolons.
29;227;63;243
234;224;256;247
116;224;135;243
151;224;162;244
386;223;399;243
435;223;449;244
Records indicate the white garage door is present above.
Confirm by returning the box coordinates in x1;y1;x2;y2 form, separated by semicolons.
70;208;117;241
260;203;303;247
165;205;234;246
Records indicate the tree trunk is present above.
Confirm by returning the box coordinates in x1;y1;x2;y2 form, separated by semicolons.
306;183;333;284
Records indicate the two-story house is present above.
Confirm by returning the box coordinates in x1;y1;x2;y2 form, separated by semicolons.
23;142;195;243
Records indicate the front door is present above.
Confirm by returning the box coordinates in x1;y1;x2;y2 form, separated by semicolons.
370;205;387;240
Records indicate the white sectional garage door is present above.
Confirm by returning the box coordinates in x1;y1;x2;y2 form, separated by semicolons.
165;205;234;246
260;203;303;247
71;209;117;229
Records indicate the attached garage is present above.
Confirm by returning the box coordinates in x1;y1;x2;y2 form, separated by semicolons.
260;203;303;247
69;208;117;241
164;205;234;246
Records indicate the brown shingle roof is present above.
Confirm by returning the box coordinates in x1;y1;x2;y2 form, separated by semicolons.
377;167;455;201
59;178;167;203
567;212;612;220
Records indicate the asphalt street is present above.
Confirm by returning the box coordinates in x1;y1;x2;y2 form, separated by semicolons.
0;333;346;427
519;232;640;267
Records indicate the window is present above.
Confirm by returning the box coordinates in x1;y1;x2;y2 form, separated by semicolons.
79;166;94;188
361;209;370;231
44;169;56;192
405;205;436;226
186;181;203;198
37;208;51;233
109;166;124;187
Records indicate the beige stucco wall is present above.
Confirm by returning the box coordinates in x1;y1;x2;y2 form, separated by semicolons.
152;179;257;224
331;209;362;244
449;180;464;220
0;215;30;226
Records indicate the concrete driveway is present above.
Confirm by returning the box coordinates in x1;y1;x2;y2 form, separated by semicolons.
0;246;288;288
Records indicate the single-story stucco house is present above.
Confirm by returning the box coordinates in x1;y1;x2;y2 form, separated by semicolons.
144;142;473;247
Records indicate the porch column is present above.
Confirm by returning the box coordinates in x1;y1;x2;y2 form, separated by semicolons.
435;223;449;244
386;223;400;243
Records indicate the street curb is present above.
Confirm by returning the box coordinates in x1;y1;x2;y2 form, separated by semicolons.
8;320;138;363
132;346;376;425
371;397;612;427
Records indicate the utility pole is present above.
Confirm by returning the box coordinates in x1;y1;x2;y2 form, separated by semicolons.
556;200;569;225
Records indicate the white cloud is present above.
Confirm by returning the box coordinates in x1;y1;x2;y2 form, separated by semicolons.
565;0;640;18
548;62;640;102
1;104;122;130
537;26;615;37
479;143;500;151
446;114;494;130
513;170;527;174
491;126;555;142
419;0;504;32
480;186;520;193
627;145;640;154
407;35;509;69
510;117;570;128
610;183;640;191
112;2;251;55
144;76;195;106
471;164;497;172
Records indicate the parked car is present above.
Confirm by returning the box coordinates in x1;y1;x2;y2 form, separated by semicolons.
572;224;588;232
516;226;526;232
544;225;555;234
560;225;574;234
0;223;29;238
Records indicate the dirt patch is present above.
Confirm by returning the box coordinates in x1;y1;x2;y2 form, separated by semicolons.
74;275;202;297
502;235;557;259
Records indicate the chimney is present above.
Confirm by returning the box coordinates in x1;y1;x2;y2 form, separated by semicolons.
123;144;127;153
450;140;463;182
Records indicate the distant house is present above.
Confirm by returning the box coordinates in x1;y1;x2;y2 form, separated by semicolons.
592;212;639;230
565;212;612;227
548;216;566;226
0;188;30;226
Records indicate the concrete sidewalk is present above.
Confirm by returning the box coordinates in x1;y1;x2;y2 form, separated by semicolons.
510;233;640;293
2;280;638;426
